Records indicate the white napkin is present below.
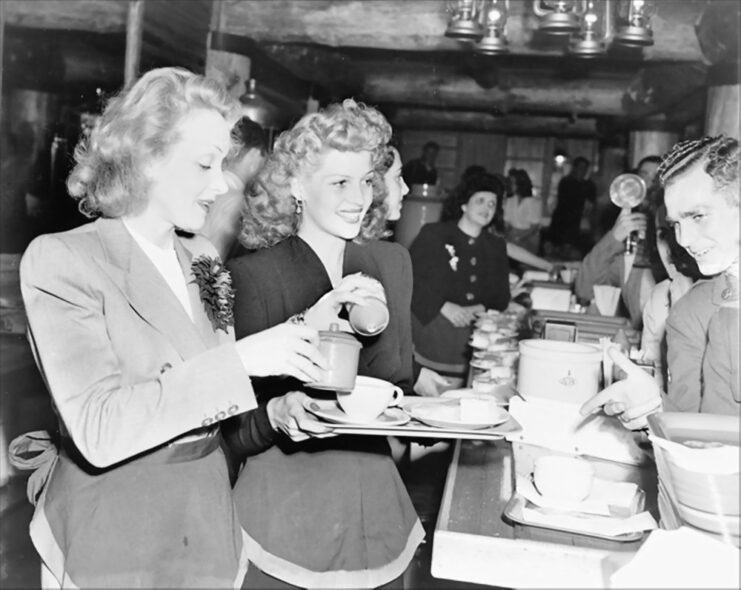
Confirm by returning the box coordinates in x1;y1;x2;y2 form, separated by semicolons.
530;286;572;312
517;474;638;517
593;285;621;316
521;505;656;538
649;435;740;475
506;396;647;465
610;527;740;589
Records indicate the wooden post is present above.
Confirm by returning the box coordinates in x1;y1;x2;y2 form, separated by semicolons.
705;81;740;139
124;0;145;86
205;0;251;100
628;130;679;168
0;1;5;119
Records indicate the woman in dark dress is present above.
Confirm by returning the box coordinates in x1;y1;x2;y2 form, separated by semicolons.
409;172;511;378
224;99;423;589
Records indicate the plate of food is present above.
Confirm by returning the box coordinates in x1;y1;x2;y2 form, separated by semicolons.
408;398;510;430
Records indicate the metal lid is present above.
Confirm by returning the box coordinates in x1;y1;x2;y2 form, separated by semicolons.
318;323;362;348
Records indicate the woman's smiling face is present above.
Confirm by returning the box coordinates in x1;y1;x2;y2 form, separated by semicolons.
294;149;376;240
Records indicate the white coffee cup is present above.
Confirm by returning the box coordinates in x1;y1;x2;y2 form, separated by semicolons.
336;375;404;423
533;455;595;502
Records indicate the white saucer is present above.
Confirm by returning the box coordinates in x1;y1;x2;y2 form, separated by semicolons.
304;399;410;427
408;400;509;430
441;388;509;405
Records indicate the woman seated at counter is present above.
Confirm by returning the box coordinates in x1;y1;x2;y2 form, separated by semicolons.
409;172;511;381
582;135;739;428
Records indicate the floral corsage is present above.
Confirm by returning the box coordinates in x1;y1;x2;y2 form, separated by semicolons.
444;244;459;272
191;255;235;333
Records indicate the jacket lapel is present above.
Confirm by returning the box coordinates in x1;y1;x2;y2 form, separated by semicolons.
92;218;209;360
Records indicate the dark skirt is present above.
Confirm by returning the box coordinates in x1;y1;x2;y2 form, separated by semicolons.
412;312;473;376
233;436;424;589
31;434;247;588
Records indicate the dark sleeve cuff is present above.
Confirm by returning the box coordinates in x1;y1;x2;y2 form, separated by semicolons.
221;402;279;463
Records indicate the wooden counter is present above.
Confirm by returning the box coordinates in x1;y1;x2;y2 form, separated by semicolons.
431;440;657;589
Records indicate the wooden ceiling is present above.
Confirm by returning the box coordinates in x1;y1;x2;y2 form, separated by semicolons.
4;0;739;137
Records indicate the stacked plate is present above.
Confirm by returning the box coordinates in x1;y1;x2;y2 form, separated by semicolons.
648;413;740;546
469;306;526;387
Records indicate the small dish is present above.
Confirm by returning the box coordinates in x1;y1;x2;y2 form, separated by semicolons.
304;399;410;427
408;400;510;430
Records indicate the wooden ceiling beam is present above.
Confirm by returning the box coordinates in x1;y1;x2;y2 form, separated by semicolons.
220;0;704;62
4;0;128;32
362;67;629;117
388;107;597;135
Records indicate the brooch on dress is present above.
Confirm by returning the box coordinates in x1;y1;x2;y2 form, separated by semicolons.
190;255;235;333
444;244;459;272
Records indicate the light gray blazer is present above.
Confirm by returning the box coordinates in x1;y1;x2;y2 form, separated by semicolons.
20;217;257;468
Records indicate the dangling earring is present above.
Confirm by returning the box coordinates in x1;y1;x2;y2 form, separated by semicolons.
294;197;303;215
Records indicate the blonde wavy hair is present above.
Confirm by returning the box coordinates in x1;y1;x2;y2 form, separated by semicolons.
67;67;241;218
239;99;392;250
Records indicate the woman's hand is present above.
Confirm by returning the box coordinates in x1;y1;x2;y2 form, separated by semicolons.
441;301;477;327
266;392;334;442
580;348;662;430
611;210;648;243
413;367;453;397
236;323;327;383
304;273;386;331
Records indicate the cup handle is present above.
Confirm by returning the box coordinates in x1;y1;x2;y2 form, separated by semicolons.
390;386;404;407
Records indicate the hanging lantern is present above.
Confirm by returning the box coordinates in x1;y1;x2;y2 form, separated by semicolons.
569;0;605;57
532;0;586;35
613;0;655;46
475;0;510;54
445;0;485;41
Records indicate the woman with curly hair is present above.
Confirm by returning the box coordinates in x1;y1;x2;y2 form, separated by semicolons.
224;99;423;589
16;67;329;588
409;172;511;378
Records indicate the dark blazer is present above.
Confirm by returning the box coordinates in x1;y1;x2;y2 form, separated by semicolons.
224;235;414;459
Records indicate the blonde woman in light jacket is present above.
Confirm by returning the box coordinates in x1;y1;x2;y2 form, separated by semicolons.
20;68;328;589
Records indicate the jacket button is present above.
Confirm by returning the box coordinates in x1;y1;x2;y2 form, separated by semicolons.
466;292;474;301
201;417;213;427
227;404;239;415
470;257;477;266
160;362;173;374
721;288;732;299
470;275;477;283
215;411;226;421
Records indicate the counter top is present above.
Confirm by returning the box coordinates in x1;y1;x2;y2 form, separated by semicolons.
431;439;657;588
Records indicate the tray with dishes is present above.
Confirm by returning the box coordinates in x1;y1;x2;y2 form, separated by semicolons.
303;393;522;441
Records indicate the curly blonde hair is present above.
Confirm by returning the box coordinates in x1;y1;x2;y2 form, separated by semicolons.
239;99;392;250
67;67;241;218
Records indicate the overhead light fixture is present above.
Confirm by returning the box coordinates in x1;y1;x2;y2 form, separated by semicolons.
445;0;485;41
239;78;281;128
569;0;606;57
532;0;585;35
613;0;655;47
475;0;510;55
